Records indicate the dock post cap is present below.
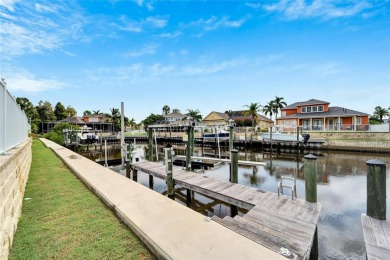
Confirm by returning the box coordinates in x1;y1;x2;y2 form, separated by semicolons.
304;154;317;160
366;159;386;166
230;149;238;153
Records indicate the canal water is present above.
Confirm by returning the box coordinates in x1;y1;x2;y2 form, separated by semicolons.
80;144;390;260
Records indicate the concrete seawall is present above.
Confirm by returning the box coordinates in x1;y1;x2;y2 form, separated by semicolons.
0;139;32;260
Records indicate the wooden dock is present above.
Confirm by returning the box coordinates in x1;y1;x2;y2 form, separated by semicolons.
132;161;321;259
361;214;390;259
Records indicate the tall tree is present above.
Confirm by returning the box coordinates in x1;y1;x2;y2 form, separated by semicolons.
141;113;164;130
110;107;121;131
273;96;287;119
54;102;67;120
92;110;101;115
373;106;389;123
162;105;170;115
36;100;56;122
16;97;40;133
243;102;262;129
186;109;203;123
83;110;92;116
65;105;77;117
263;101;275;121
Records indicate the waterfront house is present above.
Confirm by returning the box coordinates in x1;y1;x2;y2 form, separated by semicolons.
276;99;369;131
228;110;273;129
162;109;186;123
202;110;273;129
41;114;113;133
202;111;230;126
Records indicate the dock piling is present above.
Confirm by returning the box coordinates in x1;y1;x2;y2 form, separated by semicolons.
166;148;175;200
230;149;238;217
148;127;153;161
366;160;386;220
304;154;317;203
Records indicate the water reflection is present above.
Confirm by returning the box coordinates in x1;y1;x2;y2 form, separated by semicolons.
80;144;390;260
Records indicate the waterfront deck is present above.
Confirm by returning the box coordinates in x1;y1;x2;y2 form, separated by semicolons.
361;214;390;259
132;161;322;259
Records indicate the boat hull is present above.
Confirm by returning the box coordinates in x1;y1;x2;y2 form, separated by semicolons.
260;133;302;142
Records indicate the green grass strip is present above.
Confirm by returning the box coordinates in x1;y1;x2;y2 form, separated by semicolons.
10;139;154;260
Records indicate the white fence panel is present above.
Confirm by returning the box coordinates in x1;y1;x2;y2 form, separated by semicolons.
369;124;390;132
0;80;30;154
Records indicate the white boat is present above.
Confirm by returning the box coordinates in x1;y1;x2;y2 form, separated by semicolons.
260;125;310;143
203;130;230;141
260;132;302;142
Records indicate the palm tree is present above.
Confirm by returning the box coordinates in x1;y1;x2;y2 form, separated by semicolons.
110;108;121;131
263;101;275;121
373;106;389;123
185;109;203;123
92;110;101;115
243;102;262;129
273;96;287;119
162;105;170;115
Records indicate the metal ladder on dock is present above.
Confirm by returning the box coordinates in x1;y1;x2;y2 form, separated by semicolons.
278;176;297;200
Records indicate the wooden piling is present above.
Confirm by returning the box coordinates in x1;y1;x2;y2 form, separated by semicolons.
186;189;192;206
366;159;386;220
186;126;193;171
148;127;153;161
166;148;175;200
228;126;233;151
230;149;238;217
149;175;154;190
133;168;138;182
126;143;131;178
304;154;317;203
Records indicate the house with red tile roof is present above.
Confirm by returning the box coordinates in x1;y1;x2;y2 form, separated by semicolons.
276;99;369;131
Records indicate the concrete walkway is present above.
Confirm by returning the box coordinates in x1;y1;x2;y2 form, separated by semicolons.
40;139;284;259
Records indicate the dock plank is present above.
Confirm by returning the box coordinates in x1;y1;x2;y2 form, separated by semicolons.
361;214;390;260
132;161;321;259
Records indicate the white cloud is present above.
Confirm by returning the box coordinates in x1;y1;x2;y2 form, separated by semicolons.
85;63;175;84
188;15;248;31
117;15;168;32
159;31;181;38
0;1;88;58
263;0;373;20
246;2;262;9
2;66;65;92
182;58;247;75
0;0;19;11
125;44;158;57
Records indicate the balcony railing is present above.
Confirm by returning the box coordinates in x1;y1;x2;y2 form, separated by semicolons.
0;80;30;154
301;124;369;131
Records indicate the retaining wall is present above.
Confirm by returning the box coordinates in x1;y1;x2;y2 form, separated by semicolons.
0;139;32;259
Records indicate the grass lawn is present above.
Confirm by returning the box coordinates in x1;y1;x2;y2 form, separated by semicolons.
10;139;154;259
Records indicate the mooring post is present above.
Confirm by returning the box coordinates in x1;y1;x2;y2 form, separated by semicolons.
304;154;317;203
148;127;153;161
230;149;238;217
189;124;194;156
126;143;131;179
229;119;234;151
186;121;194;171
133;168;138;182
366;160;386;220
166;148;175;200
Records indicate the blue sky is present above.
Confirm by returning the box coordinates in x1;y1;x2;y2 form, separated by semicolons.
1;0;389;122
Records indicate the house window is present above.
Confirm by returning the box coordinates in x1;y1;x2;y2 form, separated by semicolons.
301;107;306;113
356;117;362;125
307;107;312;112
312;106;318;112
282;111;286;116
318;106;323;112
